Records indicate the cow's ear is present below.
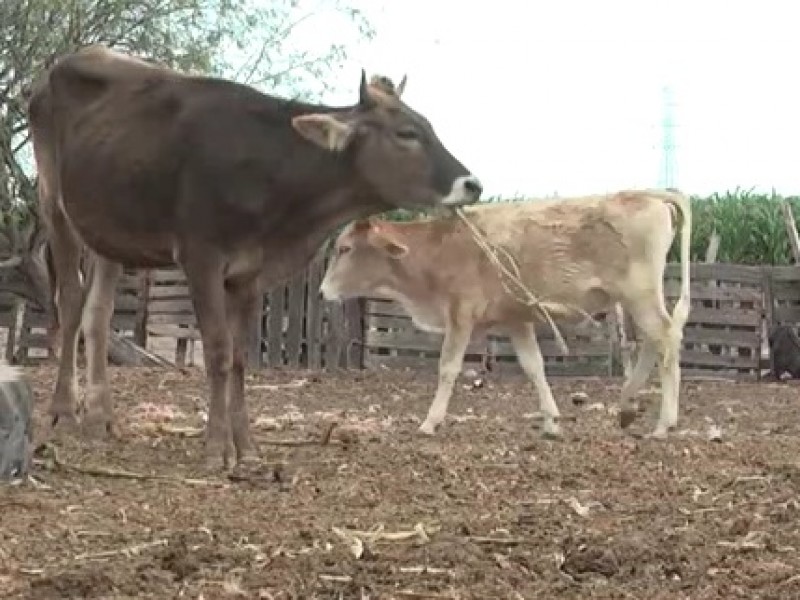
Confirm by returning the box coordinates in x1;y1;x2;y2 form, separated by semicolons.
352;218;373;232
292;113;354;152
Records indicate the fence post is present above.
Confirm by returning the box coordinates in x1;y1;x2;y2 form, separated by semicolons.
134;270;150;348
248;294;265;368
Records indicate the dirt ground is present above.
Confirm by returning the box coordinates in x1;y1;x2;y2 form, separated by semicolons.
2;365;800;599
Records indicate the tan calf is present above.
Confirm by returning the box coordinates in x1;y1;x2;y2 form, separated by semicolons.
321;190;692;439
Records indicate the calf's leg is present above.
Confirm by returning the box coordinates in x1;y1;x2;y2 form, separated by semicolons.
81;255;122;437
626;301;681;438
224;276;262;464
508;323;561;438
181;251;233;469
617;337;658;428
419;320;472;435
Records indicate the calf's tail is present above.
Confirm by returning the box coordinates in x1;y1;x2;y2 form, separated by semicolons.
663;190;692;358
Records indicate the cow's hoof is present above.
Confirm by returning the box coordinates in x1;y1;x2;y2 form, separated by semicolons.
235;449;261;468
82;412;118;440
48;410;80;436
619;408;638;429
203;440;233;471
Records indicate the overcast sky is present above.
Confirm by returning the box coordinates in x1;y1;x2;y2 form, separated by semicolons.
292;0;800;199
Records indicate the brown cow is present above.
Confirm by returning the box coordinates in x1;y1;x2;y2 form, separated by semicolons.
27;45;482;468
320;190;692;439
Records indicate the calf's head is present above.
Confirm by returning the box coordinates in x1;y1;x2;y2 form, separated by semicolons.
320;218;409;301
291;71;482;210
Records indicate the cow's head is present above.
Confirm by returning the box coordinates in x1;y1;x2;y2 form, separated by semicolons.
291;71;482;210
320;218;409;301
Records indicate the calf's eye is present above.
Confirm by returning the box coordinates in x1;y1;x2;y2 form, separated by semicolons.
338;245;351;256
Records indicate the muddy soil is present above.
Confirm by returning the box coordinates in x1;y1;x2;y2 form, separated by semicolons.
2;365;800;599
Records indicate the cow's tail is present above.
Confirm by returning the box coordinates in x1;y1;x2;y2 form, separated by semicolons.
664;190;692;347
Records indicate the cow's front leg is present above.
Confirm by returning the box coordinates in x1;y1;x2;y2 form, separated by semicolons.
225;276;262;465
419;319;472;435
182;251;233;470
81;256;123;437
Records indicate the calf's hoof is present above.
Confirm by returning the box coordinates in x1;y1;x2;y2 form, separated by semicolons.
646;423;675;440
541;421;562;440
418;420;440;436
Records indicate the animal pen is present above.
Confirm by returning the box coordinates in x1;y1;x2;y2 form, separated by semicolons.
1;251;797;380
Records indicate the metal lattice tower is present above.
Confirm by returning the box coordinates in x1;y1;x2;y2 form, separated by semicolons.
659;85;677;189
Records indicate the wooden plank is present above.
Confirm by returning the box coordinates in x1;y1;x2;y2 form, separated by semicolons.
769;282;800;301
681;326;760;347
266;287;285;366
324;301;344;368
3;303;17;363
684;307;761;327
247;294;264;368
149;269;187;283
365;314;422;331
148;285;191;298
665;263;763;284
363;351;610;377
147;324;202;340
364;329;487;354
679;350;758;371
147;299;194;313
772;307;800;324
134;271;150;347
365;299;410;318
663;281;762;303
305;256;324;370
147;313;198;326
767;266;800;283
285;273;305;367
343;298;365;368
480;339;611;358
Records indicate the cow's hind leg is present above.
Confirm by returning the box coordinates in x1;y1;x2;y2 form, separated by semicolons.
81;255;122;437
46;208;86;431
625;302;681;438
508;323;561;438
225;276;261;465
419;319;472;435
182;251;234;469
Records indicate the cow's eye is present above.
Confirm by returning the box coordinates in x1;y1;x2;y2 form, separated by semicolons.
338;245;351;256
396;127;420;141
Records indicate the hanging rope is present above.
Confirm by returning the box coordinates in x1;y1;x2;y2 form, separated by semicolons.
454;207;599;355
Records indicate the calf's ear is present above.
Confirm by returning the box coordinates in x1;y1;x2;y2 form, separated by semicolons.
292;114;354;152
372;234;408;259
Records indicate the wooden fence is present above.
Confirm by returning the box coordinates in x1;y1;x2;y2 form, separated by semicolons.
2;258;799;379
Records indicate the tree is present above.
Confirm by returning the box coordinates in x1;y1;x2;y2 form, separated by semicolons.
0;0;374;313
